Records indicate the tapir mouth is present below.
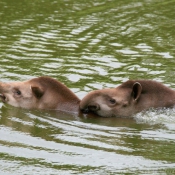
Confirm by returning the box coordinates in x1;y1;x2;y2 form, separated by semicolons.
0;94;7;102
81;108;90;113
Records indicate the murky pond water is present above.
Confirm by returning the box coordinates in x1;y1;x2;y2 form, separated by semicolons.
1;0;175;174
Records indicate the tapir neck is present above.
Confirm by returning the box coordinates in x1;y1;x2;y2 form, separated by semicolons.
56;99;80;113
135;87;175;113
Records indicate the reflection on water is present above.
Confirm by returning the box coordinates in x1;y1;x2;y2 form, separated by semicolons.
1;0;175;174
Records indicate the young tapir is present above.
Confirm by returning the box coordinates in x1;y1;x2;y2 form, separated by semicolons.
80;80;175;117
0;76;80;113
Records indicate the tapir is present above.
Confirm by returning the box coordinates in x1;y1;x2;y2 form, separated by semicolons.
80;80;175;117
0;76;80;113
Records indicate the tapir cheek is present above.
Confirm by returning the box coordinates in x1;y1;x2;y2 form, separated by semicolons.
96;109;114;117
95;104;114;117
6;97;21;107
100;104;112;111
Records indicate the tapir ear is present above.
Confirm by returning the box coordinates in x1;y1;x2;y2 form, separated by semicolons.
132;82;142;101
31;86;44;99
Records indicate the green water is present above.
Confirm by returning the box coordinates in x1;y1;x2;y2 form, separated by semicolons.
0;0;175;174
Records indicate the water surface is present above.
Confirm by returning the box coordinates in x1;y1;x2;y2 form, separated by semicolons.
0;0;175;174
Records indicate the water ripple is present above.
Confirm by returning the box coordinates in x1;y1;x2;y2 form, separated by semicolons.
1;0;175;174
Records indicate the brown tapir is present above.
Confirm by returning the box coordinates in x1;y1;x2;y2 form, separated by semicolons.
0;76;80;113
80;80;175;117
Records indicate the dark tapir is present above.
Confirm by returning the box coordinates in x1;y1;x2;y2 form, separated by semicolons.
80;80;175;117
0;76;80;113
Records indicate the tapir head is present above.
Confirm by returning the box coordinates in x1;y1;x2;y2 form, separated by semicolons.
0;76;80;111
80;81;142;117
0;79;44;109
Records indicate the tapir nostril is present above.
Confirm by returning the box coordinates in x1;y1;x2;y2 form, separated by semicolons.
88;103;99;111
0;94;7;102
81;103;100;113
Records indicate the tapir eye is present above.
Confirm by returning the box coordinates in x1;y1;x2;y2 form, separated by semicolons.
109;99;116;104
15;90;21;96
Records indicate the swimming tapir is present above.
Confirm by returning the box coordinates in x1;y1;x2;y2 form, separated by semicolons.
80;80;175;117
0;76;80;113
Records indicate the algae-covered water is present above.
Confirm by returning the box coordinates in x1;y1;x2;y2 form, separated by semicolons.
0;0;175;174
